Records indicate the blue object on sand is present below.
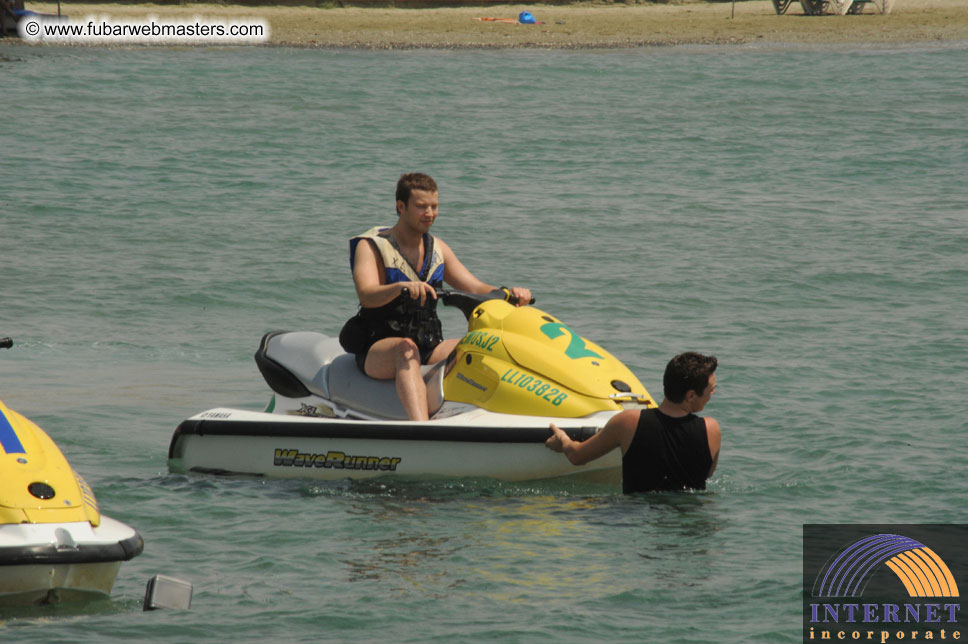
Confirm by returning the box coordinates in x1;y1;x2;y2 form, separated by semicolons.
518;11;537;24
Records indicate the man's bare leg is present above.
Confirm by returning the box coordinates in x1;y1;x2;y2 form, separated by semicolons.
364;338;460;421
427;339;458;363
365;337;428;421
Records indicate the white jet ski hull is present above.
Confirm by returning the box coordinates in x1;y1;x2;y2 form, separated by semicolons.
169;407;621;483
0;515;144;606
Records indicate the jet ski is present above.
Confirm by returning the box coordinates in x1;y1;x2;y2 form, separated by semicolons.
168;290;657;482
1;337;144;606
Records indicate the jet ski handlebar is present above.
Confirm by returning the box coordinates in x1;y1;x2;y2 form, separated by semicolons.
438;288;535;320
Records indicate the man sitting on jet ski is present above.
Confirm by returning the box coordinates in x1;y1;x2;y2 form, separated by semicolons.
346;172;532;421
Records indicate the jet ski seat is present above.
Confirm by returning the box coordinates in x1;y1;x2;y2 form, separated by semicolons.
255;331;444;421
326;354;444;420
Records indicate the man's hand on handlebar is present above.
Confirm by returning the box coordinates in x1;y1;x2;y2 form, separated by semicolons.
504;286;534;307
500;286;534;306
401;282;438;307
437;287;536;319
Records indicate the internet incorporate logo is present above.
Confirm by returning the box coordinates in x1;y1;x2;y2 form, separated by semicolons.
803;525;964;644
814;533;960;599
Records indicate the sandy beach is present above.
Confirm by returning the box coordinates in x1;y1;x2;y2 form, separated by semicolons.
15;0;968;48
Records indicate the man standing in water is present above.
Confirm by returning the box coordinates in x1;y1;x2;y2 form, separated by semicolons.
348;172;531;421
546;352;721;493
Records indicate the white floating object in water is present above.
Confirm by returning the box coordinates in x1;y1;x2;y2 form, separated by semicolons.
143;575;193;611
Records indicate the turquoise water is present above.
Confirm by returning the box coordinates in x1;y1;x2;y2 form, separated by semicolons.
1;41;966;642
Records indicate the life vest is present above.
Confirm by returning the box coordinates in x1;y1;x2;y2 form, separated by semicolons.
346;227;445;356
349;226;444;287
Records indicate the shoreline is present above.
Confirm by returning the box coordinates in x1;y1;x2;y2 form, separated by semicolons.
10;0;968;49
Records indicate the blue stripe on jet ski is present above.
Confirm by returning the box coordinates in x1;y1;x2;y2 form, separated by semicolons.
0;409;27;454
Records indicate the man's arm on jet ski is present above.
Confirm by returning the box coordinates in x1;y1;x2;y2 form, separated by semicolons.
437;238;532;306
546;411;638;466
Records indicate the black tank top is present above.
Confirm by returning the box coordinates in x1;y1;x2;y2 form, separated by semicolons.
622;409;713;494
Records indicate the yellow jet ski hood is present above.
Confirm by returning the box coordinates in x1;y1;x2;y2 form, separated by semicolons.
469;300;652;402
1;399;100;526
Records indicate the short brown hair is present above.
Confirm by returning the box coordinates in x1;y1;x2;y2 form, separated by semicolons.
663;352;718;403
396;173;438;206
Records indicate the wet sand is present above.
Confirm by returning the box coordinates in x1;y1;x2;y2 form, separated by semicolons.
19;0;968;48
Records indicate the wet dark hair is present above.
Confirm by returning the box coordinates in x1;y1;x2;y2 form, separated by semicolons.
396;173;438;207
663;352;718;403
